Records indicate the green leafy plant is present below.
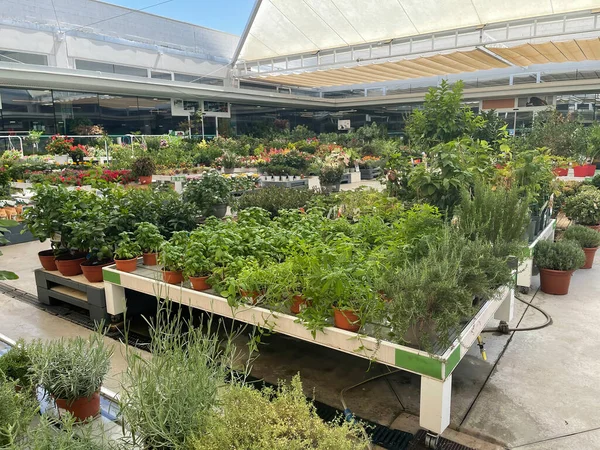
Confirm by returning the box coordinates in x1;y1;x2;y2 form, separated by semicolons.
534;239;586;271
0;377;38;447
183;169;232;215
134;222;164;254
318;161;345;186
562;225;600;249
131;156;156;178
31;333;113;405
0;341;33;390
159;241;186;272
0;219;19;280
235;186;318;217
192;375;369;450
183;242;212;278
114;231;142;260
564;187;600;226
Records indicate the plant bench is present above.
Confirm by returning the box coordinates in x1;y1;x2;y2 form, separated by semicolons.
359;167;382;180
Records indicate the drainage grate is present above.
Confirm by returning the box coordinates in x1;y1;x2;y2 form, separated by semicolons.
408;430;473;450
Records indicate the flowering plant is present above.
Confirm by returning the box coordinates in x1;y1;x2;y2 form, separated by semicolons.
214;151;239;169
45;135;74;155
357;155;383;168
0;150;22;163
68;144;89;163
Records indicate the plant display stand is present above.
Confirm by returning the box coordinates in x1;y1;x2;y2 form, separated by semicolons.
341;171;361;184
35;269;109;321
103;262;514;444
517;219;556;293
259;178;309;189
360;167;382;180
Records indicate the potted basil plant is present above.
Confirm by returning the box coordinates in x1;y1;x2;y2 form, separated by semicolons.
134;222;164;266
114;232;141;273
183;242;213;291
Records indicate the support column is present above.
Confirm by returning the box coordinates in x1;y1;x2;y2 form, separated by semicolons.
420;375;452;435
104;282;126;316
494;287;514;322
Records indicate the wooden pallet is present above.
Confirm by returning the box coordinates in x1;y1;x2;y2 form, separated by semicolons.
34;269;109;321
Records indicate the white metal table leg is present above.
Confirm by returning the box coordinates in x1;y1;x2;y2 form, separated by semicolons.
420;374;452;435
494;286;515;322
104;282;126;316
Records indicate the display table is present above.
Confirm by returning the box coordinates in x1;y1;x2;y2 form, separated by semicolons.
103;262;513;443
517;219;556;293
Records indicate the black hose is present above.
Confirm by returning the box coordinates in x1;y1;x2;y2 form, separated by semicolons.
482;290;552;333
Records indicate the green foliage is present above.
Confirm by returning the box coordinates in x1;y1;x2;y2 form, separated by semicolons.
526;109;587;160
31;333;113;404
0;377;38;447
0;219;19;280
406;80;485;149
318;162;345;185
534;239;585;271
134;222;164;253
472;109;509;149
159;234;187;272
236;187;318;217
290;124;316;141
564;187;600;226
311;188;404;222
114;231;142;260
183;169;232;215
192;375;369;450
131;156;156;177
562;225;600;249
455;182;530;258
119;302;229;449
0;341;33;390
183;242;213;278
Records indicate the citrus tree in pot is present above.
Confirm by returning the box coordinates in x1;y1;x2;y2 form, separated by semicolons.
564;187;600;231
31;333;113;422
114;231;142;273
534;240;585;295
183;242;213;291
131;156;156;185
134;222;164;266
159;231;188;284
562;225;600;269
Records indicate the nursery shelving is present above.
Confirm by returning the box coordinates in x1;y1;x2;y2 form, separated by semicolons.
103;262;514;442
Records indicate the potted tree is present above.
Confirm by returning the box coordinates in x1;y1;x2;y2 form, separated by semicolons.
182;169;231;218
564;187;600;231
113;232;141;272
183;242;212;291
45;135;73;165
31;333;112;422
534;240;585;295
563;225;600;269
134;222;164;266
131;156;156;185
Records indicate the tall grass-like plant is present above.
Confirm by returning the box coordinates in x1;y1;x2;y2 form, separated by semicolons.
455;182;530;258
119;301;236;449
192;375;369;450
31;333;112;405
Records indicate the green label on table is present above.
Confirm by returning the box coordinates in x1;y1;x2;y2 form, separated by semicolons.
102;269;121;285
395;348;443;379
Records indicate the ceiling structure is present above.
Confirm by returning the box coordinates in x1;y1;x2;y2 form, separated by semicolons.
233;1;600;91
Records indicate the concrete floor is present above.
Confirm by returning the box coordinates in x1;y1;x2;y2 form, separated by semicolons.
1;238;599;449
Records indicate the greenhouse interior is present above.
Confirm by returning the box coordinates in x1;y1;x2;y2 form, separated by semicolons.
2;1;600;449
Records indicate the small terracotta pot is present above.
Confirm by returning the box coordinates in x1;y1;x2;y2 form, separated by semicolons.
189;275;211;291
142;252;157;266
539;268;575;295
240;289;260;304
115;258;138;273
138;175;152;185
586;224;600;232
553;167;568;177
573;165;588;177
163;270;183;284
582;247;598;269
290;295;309;314
55;257;86;277
80;260;114;283
55;392;100;422
38;250;58;271
333;308;360;332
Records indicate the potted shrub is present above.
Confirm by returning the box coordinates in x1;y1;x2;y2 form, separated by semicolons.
114;231;141;272
0;340;33;392
134;222;164;266
564;187;600;231
183;242;212;291
31;333;113;422
319;161;345;193
45;135;73;165
563;225;600;269
534;240;585;295
182;169;231;218
0;378;37;447
131;156;156;184
67;220;114;283
159;232;188;284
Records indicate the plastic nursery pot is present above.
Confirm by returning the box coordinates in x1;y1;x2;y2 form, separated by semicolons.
539;268;575;295
80;260;114;283
38;250;58;271
142;252;157;266
573;165;588;177
290;295;309;314
114;257;138;273
223;168;235;174
586;225;600;232
553;167;568;177
210;204;228;219
332;308;360;332
240;289;260;304
138;175;152;185
582;247;598;269
163;270;184;285
189;275;211;291
586;164;597;176
322;183;341;193
55;255;86;277
54;392;100;422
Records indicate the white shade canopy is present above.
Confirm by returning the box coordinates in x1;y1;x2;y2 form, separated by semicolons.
238;0;600;62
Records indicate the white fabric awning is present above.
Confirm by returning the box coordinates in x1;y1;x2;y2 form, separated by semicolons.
238;0;600;62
